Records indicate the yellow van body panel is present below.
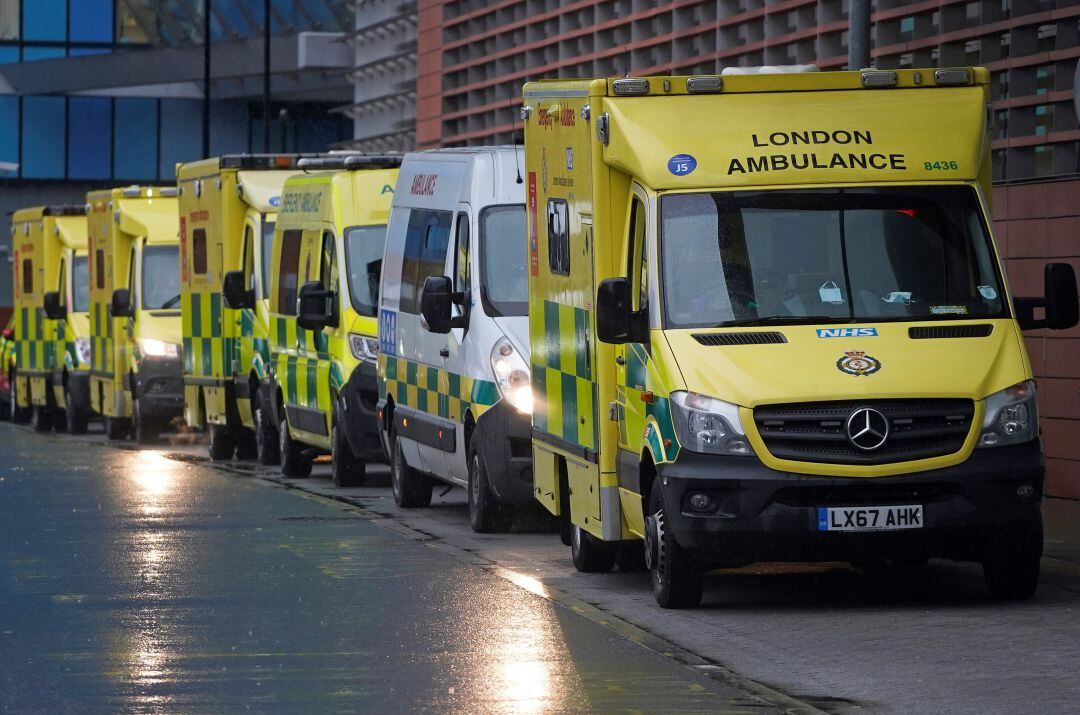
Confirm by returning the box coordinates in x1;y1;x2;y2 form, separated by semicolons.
87;187;179;420
525;68;1027;544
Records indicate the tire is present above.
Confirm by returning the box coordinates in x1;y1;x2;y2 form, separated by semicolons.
105;416;129;441
331;409;365;488
254;398;280;466
132;397;159;445
571;523;616;573
646;478;704;608
984;521;1043;601
278;411;312;478
390;431;432;508
235;429;258;460
65;387;89;434
467;444;512;533
32;404;53;432
208;424;236;460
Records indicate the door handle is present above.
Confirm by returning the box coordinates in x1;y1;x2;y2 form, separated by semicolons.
615;355;626;366
439;348;450;358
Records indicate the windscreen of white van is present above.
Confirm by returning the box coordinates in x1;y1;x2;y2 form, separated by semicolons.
660;186;1006;329
480;205;527;317
345;225;388;317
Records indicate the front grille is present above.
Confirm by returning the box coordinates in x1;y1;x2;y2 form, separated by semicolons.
909;324;993;339
692;331;787;346
754;399;974;465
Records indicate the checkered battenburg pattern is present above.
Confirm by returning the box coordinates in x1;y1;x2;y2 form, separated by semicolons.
531;299;597;453
380;354;500;422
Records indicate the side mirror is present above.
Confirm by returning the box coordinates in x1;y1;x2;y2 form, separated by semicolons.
222;270;255;310
296;281;337;331
1015;262;1079;331
43;291;66;320
420;276;455;334
111;288;133;318
596;277;649;344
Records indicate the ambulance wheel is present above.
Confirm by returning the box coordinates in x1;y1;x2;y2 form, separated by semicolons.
235;429;258;461
331;411;365;488
105;416;129;441
571;524;617;573
278;412;311;478
10;374;29;424
467;445;512;533
254;400;280;466
132;398;159;444
32;405;53;432
390;432;432;508
208;424;235;460
646;478;703;609
616;541;648;572
984;521;1042;601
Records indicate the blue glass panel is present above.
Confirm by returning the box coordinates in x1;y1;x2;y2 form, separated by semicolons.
0;46;18;64
209;100;248;156
158;99;202;179
69;48;110;56
21;96;66;178
297;117;349;152
0;96;17;174
214;0;255;39
67;97;111;179
70;0;113;43
114;98;157;180
24;0;67;41
22;47;65;61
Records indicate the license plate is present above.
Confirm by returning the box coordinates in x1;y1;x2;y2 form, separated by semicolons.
817;505;923;532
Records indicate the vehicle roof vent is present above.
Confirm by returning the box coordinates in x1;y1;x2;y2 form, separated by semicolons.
720;64;819;75
909;324;993;339
692;332;788;346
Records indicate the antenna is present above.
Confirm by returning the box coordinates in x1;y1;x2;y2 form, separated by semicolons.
511;85;523;184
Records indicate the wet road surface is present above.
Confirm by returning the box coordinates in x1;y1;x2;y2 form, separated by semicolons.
0;426;770;713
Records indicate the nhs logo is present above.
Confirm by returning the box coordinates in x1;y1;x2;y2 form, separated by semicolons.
817;327;878;338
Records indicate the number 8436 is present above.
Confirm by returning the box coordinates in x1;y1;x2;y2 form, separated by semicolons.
924;160;959;171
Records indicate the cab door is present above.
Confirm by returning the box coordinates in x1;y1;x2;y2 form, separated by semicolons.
444;206;471;481
616;189;650;456
235;221;257;425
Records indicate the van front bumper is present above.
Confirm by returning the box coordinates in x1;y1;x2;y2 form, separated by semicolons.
475;400;534;506
133;357;184;420
340;361;385;463
657;441;1044;567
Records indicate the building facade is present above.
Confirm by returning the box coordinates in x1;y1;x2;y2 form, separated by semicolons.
413;0;1080;496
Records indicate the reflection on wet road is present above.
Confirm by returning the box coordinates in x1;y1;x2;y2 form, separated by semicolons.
0;427;755;712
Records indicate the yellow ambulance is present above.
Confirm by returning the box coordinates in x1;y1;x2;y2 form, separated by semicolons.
10;205;91;432
177;154;314;463
267;155;400;484
87;186;183;442
522;68;1078;608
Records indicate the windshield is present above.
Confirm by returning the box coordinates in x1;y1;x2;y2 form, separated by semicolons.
480;205;528;316
72;256;88;313
260;218;275;298
142;245;181;310
344;225;387;317
660;186;1006;329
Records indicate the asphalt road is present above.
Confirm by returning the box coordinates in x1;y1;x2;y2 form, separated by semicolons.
3;422;1080;713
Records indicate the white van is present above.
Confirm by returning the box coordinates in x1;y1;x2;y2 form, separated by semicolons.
377;147;532;532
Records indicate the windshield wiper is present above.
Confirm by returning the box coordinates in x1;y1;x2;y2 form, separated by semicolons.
160;294;181;310
713;315;844;328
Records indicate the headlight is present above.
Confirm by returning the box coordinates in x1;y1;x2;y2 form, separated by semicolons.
349;333;378;361
74;337;91;365
978;380;1038;448
490;336;531;414
139;338;179;358
669;390;751;456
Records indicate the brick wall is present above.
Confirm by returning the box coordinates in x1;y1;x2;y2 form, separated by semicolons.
994;178;1080;498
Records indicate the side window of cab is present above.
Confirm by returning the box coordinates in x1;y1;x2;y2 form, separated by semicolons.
627;193;648;313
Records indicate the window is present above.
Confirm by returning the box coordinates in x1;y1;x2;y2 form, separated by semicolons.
57;259;65;308
21;96;65;179
95;249;105;289
142;245;179;310
23;0;66;41
345;225;388;317
276;229;302;315
454;213;470;294
242;225;254;292
158;99;202;179
192;228;208;274
67;97;111;180
72;256;89;313
0;96;16;173
70;0;114;43
22;259;32;294
0;2;18;41
627;196;647;312
114;98;157;180
480;205;528;317
259;219;275;298
547;198;570;275
399;209;452;314
319;231;335;291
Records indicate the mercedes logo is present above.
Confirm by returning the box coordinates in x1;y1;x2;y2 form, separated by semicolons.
846;407;890;451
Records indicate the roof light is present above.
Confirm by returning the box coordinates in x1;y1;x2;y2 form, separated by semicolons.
686;76;723;93
721;64;819;75
612;78;650;96
159;187;180;197
934;68;971;86
860;70;898;88
121;186;142;198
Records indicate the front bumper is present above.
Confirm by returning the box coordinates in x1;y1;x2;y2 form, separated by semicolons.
474;399;534;506
340;360;385;463
657;441;1044;567
133;356;184;420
